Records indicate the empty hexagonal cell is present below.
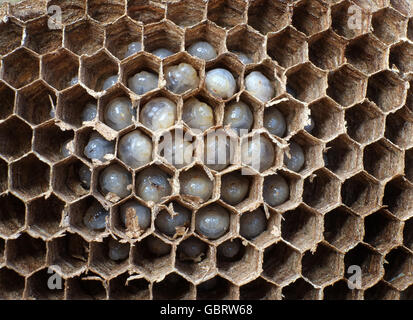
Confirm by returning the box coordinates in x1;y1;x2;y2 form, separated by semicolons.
10;154;50;200
0;81;15;120
240;277;278;300
303;168;341;212
0;19;22;55
64;19;104;56
286;63;327;103
344;243;382;289
108;273;150;300
34;123;74;162
143;21;183;57
382;177;413;220
196;276;235;300
0;268;25;299
282;278;319;300
0;194;25;238
292;0;330;36
352;0;390;12
25;268;65;300
48;233;88;278
341;172;381;215
208;0;247;29
383;247;413;291
66;275;107;299
309;30;346;70
167;0;205;27
323;206;363;252
2;47;40;89
6;233;46;275
262;241;301;286
89;237;130;278
81;50;119;92
88;0;125;24
25;16;62;55
47;0;85;25
0;116;32;161
327;65;367;107
131;235;173;278
27;194;65;238
367;71;407;112
0;158;7;194
390;41;413;74
345;101;385;145
226;24;266;65
372;8;407;45
364;281;399;300
331;1;370;39
16;80;56;125
267;27;307;69
385;108;413;149
127;0;165;24
153;273;193;300
42;49;79;91
345;35;387;75
106;18;142;61
363;139;403;181
8;0;44;22
247;0;289;34
323;279;361;300
56;85;97;129
281;205;322;252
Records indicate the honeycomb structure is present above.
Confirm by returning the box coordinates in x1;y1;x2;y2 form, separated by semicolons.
0;0;412;300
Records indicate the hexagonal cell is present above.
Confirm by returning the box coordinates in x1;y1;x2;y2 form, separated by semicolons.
153;273;193;300
81;50;119;92
66;275;107;299
383;247;413;291
263;170;301;211
0;19;22;55
2;47;40;89
106;18;143;60
220;169;260;208
390;41;413;74
327;65;367;108
15;80;56;125
208;0;247;29
25;16;62;55
27;194;65;238
90;236;130;278
303;168;341;212
344;243;382;289
131;235;173;279
363;139;403;181
302;243;343;286
127;0;165;24
309;30;346;70
56;85;97;129
382;177;413;220
323;206;363;252
390;0;412;16
292;0;330;36
406;148;413;183
196;276;235;300
262;241;301;286
323;279;361;300
143;21;183;56
25;268;65;300
282;278;319;300
372;8;407;45
331;1;370;39
34;123;74;162
167;0;206;28
385;108;413;149
88;0;125;24
0;116;32;161
345;101;385;145
0;268;25;299
0;194;25;237
10;154;50;200
64;19;104;56
108;273;150;300
364;281;400;300
179;166;215;204
281;205;322;252
345;35;387;75
6;233;46;275
247;0;289;35
240;277;278;300
367;71;407;112
0;158;7;194
286;63;327;103
0;81;15;120
183;91;220;131
244;61;282;102
267;27;307;69
352;0;390;12
75;127;115;165
341;172;381;215
404;216;413;252
8;0;45;22
41;49;79;91
185;21;227;59
47;0;85;25
409;18;413;40
324;135;362;178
